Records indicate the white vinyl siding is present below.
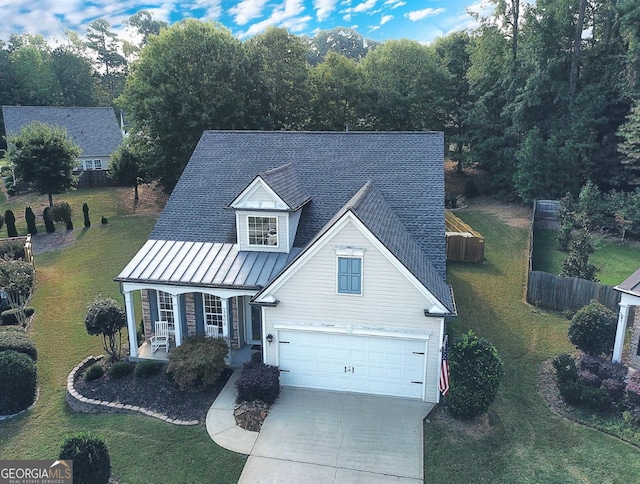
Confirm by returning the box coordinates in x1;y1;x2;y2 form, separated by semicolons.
262;220;444;402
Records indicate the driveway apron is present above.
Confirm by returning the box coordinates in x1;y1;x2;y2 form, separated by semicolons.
238;387;434;483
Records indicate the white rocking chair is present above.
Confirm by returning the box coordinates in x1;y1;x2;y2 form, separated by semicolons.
150;321;170;353
205;323;218;338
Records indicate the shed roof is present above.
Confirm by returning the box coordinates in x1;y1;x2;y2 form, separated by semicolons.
2;106;123;157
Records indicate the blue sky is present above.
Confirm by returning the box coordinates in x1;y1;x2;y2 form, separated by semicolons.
1;0;492;45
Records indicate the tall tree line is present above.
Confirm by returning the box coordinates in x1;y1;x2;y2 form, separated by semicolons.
2;3;639;201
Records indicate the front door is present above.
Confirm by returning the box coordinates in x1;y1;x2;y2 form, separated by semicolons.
247;304;262;345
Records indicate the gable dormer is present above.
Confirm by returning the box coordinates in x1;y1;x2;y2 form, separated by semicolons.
229;164;310;253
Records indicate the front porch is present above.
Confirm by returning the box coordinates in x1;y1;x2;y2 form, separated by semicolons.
129;341;260;369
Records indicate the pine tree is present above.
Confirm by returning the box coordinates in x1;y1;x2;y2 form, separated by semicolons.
4;210;17;237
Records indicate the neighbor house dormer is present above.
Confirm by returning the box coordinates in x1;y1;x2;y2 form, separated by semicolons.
228;164;310;253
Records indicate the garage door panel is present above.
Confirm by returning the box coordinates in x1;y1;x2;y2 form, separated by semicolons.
278;330;427;399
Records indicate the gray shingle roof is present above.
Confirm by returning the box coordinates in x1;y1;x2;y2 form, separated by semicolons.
153;131;448;277
257;164;311;210
2;106;123;157
616;268;640;297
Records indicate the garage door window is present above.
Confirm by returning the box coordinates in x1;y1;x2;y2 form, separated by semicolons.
337;257;362;294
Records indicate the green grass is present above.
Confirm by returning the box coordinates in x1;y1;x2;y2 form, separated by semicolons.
533;228;640;285
425;211;640;483
0;187;245;484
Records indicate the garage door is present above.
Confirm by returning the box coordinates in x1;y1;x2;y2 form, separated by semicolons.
278;330;427;399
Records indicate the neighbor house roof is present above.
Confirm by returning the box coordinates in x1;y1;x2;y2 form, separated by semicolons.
2;106;123;157
152;131;448;277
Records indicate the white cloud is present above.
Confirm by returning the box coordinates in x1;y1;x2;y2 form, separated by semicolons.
380;15;393;25
313;0;338;22
236;0;308;38
353;0;377;14
229;0;270;26
383;0;405;8
368;25;380;32
405;7;445;22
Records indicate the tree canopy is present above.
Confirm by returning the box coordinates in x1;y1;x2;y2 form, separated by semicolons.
7;121;80;207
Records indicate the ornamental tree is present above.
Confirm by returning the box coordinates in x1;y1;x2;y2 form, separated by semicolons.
7;121;80;207
84;297;127;361
0;259;35;327
568;301;617;356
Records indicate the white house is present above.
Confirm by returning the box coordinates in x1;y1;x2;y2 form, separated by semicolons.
115;131;456;403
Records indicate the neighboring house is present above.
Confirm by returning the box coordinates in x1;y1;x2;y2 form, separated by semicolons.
115;131;456;403
2;106;123;186
613;268;640;368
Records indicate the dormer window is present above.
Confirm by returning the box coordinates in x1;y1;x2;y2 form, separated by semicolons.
248;216;278;247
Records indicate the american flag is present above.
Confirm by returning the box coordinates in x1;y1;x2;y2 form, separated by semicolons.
438;336;450;396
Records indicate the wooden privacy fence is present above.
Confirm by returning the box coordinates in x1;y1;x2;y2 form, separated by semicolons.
526;199;620;312
527;271;620;312
445;211;485;262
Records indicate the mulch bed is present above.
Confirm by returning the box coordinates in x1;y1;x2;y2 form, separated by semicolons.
74;361;233;423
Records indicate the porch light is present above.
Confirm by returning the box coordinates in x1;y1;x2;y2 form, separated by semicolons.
266;333;274;344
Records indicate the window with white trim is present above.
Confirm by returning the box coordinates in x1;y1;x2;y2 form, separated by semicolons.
157;291;174;324
248;216;278;246
93;159;103;170
337;257;362;295
203;294;224;336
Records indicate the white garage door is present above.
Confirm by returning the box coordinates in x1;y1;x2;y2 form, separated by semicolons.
278;330;427;399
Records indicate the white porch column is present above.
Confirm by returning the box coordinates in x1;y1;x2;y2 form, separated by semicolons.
123;290;138;358
613;304;631;363
172;294;183;347
221;297;230;363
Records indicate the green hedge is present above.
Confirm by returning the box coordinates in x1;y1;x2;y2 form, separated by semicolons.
0;330;37;360
0;350;37;415
1;307;35;326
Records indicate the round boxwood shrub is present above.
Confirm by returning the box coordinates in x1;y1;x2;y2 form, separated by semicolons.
568;301;616;356
108;361;133;379
1;306;35;325
134;360;162;378
84;364;104;382
167;336;228;389
446;331;504;420
0;350;37;415
59;433;111;484
0;330;37;360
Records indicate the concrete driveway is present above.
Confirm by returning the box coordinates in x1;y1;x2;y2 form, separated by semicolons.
238;387;434;483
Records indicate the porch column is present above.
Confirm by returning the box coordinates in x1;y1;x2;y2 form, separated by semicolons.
123;290;138;358
221;297;230;363
613;303;631;363
172;294;183;347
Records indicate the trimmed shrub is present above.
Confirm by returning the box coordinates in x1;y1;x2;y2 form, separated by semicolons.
568;301;616;356
25;206;37;235
236;362;280;404
101;216;108;225
82;202;90;228
0;239;26;260
626;372;640;407
134;360;162;378
578;369;601;388
446;331;504;419
0;325;25;333
579;354;602;374
558;379;584;406
0;330;37;360
66;219;73;230
0;350;37;414
552;354;578;383
598;360;628;381
59;433;111;484
4;209;17;237
1;307;35;325
84;364;104;382
167;336;228;389
108;361;133;379
601;378;626;402
51;202;72;224
43;207;55;233
580;385;613;412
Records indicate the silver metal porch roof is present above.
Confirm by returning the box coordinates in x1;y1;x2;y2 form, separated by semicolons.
115;239;301;289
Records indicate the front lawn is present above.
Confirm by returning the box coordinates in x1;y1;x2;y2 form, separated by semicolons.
532;228;640;285
0;187;246;483
425;210;640;482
